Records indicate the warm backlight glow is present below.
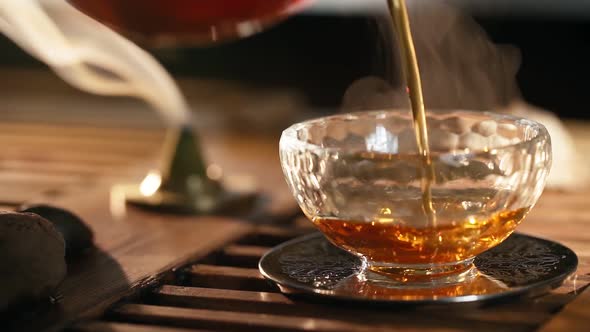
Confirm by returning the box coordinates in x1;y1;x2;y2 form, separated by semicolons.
206;164;223;181
140;171;162;196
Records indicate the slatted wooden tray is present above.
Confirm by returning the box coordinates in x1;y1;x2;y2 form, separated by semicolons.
72;223;589;332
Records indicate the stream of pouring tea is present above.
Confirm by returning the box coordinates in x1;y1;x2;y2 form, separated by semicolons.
388;0;436;224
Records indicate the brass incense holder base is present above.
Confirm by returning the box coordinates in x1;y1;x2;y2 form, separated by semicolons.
121;126;257;215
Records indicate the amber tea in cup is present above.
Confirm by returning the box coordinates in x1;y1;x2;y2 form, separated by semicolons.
280;110;551;285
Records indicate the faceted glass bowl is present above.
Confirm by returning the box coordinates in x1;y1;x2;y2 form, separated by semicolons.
280;110;552;284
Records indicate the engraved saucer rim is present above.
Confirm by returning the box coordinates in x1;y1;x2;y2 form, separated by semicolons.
259;232;578;305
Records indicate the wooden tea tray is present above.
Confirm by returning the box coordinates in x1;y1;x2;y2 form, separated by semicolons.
1;119;589;332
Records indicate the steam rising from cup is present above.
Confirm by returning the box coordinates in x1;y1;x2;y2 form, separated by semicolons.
0;0;191;127
342;0;583;189
343;0;521;112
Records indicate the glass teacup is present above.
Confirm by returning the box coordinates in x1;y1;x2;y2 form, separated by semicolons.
280;110;551;285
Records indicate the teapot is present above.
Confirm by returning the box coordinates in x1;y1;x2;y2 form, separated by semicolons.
68;0;311;46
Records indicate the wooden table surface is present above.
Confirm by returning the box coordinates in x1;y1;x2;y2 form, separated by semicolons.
0;74;589;331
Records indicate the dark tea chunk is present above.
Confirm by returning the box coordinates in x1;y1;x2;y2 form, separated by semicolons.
19;204;94;259
0;212;66;312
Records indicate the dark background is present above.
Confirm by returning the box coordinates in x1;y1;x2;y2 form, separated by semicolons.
0;10;588;119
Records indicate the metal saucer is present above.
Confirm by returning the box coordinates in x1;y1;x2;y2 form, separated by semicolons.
259;232;578;304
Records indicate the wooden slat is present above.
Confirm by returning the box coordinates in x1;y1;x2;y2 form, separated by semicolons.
1;159;117;177
220;245;271;267
1;148;149;167
0;134;159;156
72;321;208;332
150;285;567;324
110;303;551;332
0;180;79;205
109;304;424;332
237;226;310;246
150;285;293;313
0;122;163;140
186;265;275;292
539;286;590;332
0;170;81;183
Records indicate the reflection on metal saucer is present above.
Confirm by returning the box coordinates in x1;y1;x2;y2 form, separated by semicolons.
258;232;578;304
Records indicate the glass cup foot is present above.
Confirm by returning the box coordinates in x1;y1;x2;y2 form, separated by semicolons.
361;258;477;288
